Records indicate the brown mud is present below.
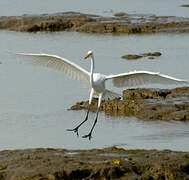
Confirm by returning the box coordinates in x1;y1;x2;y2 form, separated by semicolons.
71;87;189;121
1;12;189;34
0;147;189;179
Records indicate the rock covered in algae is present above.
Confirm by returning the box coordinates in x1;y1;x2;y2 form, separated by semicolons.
70;87;189;121
0;147;189;179
1;12;189;34
122;52;162;60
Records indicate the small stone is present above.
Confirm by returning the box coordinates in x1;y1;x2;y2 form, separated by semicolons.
121;54;143;60
151;52;162;56
148;56;155;60
114;12;127;17
180;4;189;7
141;52;162;57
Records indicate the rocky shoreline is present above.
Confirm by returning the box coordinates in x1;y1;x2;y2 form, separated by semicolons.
1;11;189;34
1;11;189;180
0;86;188;180
71;87;189;121
0;88;188;180
0;147;189;179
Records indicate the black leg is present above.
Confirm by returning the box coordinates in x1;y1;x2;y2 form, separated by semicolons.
67;105;90;136
82;109;99;140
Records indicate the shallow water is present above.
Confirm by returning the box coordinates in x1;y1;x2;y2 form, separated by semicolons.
0;31;189;151
0;0;189;17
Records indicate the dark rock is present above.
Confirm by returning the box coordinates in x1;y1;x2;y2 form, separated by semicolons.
114;12;128;17
122;52;162;60
69;101;87;110
180;4;189;7
121;54;143;60
0;147;189;179
71;87;189;121
141;52;162;57
148;56;155;60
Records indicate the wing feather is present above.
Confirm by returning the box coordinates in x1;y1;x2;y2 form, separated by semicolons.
106;71;189;88
15;53;90;82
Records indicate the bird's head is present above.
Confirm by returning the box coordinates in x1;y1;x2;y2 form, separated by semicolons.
84;50;93;59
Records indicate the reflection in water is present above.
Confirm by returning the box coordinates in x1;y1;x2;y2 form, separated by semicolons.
0;31;189;151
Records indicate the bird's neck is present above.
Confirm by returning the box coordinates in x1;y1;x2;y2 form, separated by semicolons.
90;54;95;86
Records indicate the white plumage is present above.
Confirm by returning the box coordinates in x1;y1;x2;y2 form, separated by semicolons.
106;71;188;88
16;52;90;82
15;50;189;140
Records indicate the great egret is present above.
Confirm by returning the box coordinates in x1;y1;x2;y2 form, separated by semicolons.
15;50;189;140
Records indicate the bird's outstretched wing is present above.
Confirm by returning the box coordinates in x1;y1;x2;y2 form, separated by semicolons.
106;71;189;88
15;53;90;82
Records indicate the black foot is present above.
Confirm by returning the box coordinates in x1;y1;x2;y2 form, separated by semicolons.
67;127;79;136
82;133;92;140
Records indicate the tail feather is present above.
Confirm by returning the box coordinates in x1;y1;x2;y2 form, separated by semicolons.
103;90;121;100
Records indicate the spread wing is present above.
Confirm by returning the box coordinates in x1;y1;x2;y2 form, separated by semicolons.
14;53;90;82
106;71;189;88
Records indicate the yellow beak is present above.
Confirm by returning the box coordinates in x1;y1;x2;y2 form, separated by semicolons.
84;53;91;59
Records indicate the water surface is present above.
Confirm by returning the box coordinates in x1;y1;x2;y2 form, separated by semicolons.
0;0;189;17
0;31;189;151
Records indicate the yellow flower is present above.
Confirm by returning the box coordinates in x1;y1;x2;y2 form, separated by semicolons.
111;160;120;165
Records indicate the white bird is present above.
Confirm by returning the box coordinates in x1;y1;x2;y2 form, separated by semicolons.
15;50;189;140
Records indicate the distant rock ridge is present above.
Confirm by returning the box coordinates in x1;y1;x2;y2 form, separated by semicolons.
1;11;189;33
